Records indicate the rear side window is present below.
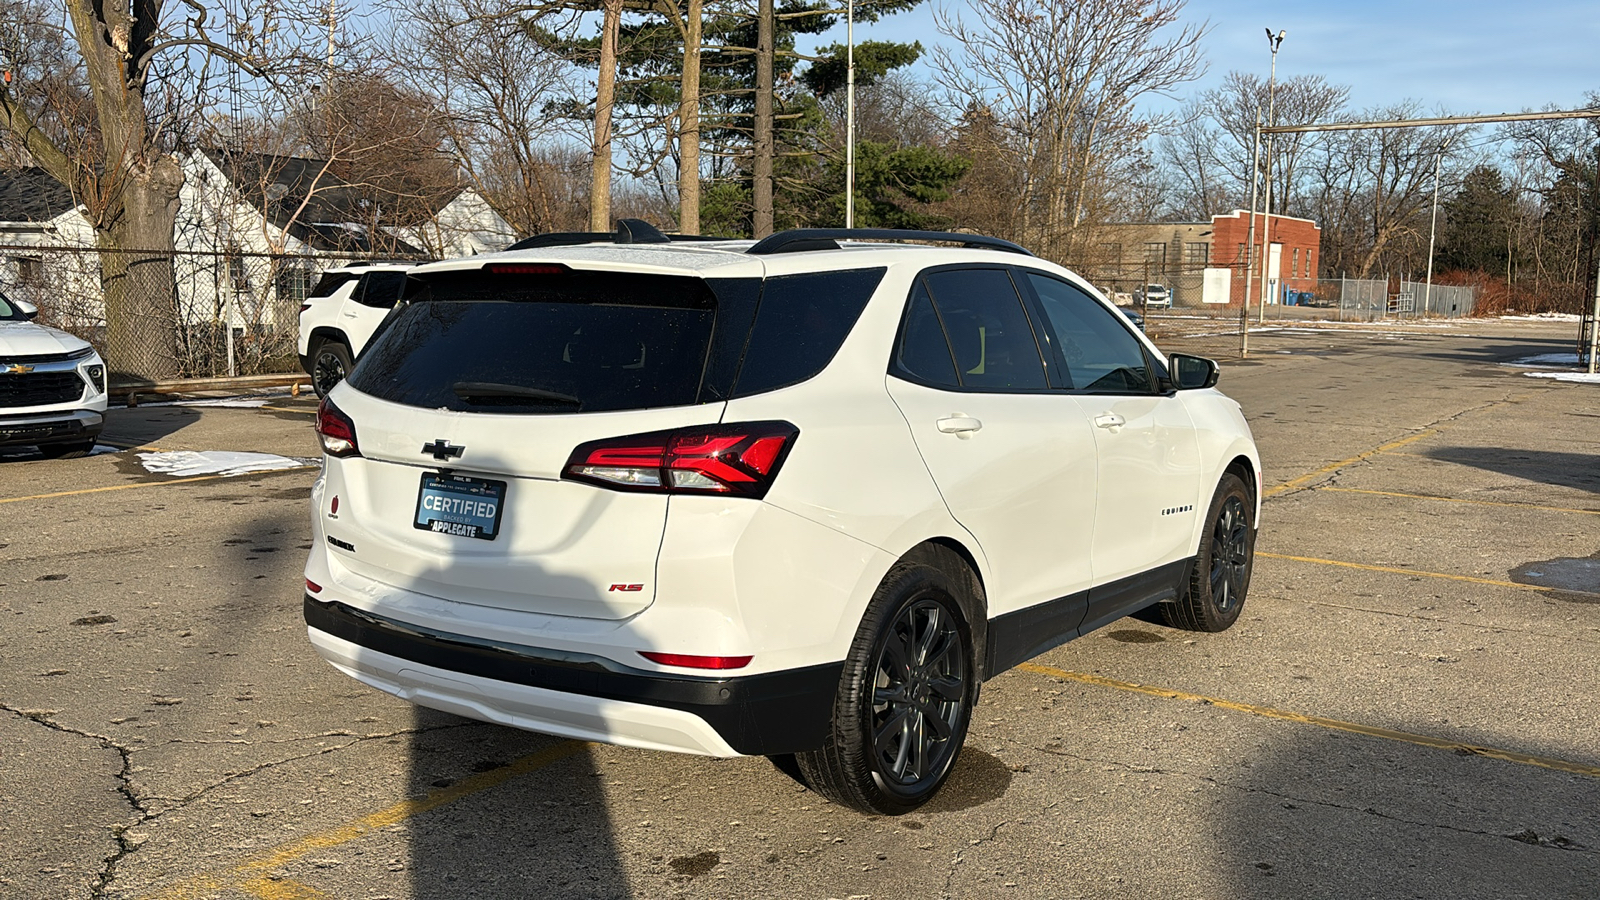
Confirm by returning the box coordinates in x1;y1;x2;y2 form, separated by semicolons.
348;268;722;414
308;271;358;299
896;281;960;388
354;270;408;309
731;268;886;397
916;268;1047;391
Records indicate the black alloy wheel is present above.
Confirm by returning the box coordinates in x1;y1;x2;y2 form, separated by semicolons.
869;597;968;792
312;340;354;398
1161;472;1254;632
1209;493;1250;614
795;548;979;814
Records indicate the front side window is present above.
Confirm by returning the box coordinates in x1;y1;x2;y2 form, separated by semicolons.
1025;273;1155;394
895;267;1048;391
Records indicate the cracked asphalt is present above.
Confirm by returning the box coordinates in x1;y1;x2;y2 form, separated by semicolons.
2;316;1597;899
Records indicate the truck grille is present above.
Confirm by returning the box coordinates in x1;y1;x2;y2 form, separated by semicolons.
0;371;85;408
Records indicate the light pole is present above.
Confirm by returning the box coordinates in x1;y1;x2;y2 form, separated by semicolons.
844;0;856;228
1241;107;1261;359
1258;28;1285;324
1423;133;1456;316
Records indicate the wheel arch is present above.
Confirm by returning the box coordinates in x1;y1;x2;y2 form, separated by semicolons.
901;537;991;680
308;326;351;352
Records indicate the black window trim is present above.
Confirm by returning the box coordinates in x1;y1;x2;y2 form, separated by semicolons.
886;262;1061;396
1012;267;1171;398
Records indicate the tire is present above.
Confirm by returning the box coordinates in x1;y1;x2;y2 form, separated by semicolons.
311;339;354;398
1161;472;1254;632
38;439;95;459
796;550;979;815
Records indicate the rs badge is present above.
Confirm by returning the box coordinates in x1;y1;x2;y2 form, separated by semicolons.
608;583;645;592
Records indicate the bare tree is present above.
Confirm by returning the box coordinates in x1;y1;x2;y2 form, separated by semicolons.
933;0;1207;262
0;0;325;377
396;0;583;237
1305;103;1469;279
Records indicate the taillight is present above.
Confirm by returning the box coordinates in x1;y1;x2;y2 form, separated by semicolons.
639;651;753;670
316;397;360;458
564;421;798;498
300;303;312;313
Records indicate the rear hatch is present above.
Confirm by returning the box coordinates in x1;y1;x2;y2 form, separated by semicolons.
324;259;763;620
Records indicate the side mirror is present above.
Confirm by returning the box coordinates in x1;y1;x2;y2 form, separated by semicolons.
13;299;39;320
1169;353;1218;390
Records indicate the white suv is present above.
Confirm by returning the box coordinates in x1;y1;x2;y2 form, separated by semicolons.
304;224;1261;814
296;263;410;397
0;290;108;457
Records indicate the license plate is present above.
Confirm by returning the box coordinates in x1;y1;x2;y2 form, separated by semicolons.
414;472;507;541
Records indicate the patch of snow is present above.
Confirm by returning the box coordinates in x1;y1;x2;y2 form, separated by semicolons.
1500;312;1581;322
90;444;120;456
1526;371;1600;384
1503;353;1581;369
138;450;316;478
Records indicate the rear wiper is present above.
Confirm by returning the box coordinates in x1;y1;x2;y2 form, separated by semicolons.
452;381;582;408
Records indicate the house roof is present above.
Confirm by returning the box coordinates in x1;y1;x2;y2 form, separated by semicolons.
201;149;443;254
0;168;80;224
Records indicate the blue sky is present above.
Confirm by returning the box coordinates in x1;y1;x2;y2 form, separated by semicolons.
802;0;1600;117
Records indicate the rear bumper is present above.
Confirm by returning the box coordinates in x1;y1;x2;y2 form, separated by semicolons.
304;595;842;757
0;409;103;448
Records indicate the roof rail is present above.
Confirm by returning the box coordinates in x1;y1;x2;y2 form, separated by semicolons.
747;228;1033;257
505;218;734;252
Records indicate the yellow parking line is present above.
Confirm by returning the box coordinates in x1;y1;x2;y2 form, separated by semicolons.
261;406;317;415
0;466;318;505
1319;486;1600;516
242;876;337;900
144;740;586;900
1255;551;1584;594
1019;662;1600;779
1264;429;1437;497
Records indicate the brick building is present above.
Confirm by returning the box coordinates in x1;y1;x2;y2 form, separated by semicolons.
1210;210;1321;306
1089;210;1321;307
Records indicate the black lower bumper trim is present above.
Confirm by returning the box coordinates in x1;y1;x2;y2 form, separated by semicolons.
304;595;842;756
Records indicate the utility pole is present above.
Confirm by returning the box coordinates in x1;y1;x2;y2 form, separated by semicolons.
1241;109;1261;359
1424;134;1456;316
844;0;856;228
753;0;774;238
1259;28;1285;325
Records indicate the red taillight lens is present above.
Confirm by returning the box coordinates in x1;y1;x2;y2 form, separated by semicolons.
639;651;753;670
315;397;360;458
564;421;798;498
306;578;322;593
300;303;312;313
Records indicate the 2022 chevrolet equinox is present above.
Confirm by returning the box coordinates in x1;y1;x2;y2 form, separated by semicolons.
304;225;1261;814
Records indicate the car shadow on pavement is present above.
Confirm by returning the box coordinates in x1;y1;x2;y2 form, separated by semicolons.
1212;728;1600;897
400;720;629;899
1422;446;1600;495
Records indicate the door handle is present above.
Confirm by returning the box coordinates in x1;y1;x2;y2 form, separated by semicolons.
936;415;983;438
1093;413;1125;429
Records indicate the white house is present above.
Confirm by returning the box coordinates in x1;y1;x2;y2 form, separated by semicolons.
0;153;515;372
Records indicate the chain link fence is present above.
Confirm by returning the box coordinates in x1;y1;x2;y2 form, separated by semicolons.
1074;264;1478;323
1;244;429;382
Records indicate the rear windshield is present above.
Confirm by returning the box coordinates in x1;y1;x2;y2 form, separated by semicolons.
346;264;885;414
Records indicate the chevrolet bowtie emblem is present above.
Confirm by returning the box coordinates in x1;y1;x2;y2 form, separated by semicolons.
422;439;464;461
4;364;35;375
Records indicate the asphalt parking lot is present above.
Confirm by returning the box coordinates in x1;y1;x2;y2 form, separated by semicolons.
3;315;1597;900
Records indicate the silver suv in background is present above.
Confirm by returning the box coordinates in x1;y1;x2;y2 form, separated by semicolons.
0;291;108;457
297;264;411;397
